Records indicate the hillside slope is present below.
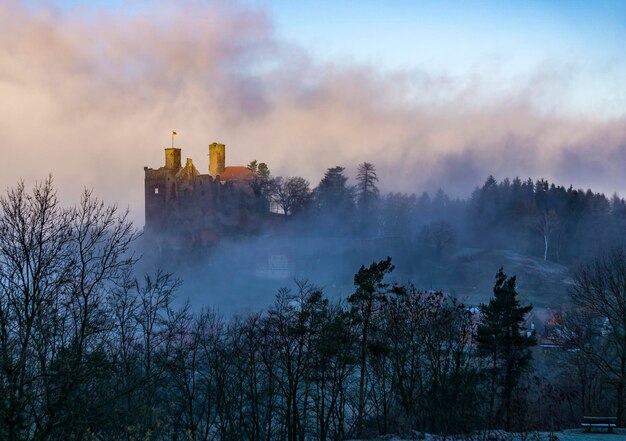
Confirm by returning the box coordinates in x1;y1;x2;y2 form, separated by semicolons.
411;248;573;308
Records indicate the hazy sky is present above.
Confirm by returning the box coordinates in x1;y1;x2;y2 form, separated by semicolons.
2;0;625;226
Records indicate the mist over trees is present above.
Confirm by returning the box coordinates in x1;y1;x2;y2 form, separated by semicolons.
465;176;626;264
249;162;626;278
3;168;626;439
0;177;532;439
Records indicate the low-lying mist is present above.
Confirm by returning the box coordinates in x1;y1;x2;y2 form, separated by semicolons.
136;170;624;314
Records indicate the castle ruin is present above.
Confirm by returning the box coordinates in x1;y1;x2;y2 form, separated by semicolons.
144;142;267;246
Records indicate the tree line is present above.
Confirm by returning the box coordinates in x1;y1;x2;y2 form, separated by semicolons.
249;162;626;267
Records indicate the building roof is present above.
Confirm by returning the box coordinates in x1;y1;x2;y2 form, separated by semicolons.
220;166;254;182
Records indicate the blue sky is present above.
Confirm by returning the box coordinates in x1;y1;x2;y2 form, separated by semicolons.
52;0;626;69
252;0;625;67
255;0;626;118
51;0;626;118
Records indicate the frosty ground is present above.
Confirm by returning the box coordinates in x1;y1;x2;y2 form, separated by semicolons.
348;428;626;441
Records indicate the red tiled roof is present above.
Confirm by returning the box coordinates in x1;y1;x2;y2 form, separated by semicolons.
220;166;254;181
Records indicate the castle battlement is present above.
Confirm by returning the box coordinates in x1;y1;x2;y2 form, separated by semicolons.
144;142;264;242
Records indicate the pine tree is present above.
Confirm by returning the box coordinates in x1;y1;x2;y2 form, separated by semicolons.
355;162;379;209
347;257;404;437
476;268;535;431
314;166;354;215
247;160;272;196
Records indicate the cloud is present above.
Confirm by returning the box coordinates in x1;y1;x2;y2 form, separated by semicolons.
1;0;625;226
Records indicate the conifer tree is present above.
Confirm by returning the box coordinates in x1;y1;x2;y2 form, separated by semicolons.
355;162;379;209
477;268;535;431
247;160;272;196
314;166;354;215
347;257;404;437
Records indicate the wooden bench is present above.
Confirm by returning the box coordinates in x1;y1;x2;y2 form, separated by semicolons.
581;416;617;433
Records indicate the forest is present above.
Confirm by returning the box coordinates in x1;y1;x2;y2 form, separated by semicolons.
2;176;626;440
250;162;626;268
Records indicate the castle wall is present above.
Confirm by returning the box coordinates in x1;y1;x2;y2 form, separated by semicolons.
144;143;266;241
144;167;178;229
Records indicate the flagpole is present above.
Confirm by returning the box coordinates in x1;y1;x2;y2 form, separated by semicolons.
172;131;174;148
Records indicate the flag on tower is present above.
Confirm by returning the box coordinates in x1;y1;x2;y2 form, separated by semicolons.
172;131;177;136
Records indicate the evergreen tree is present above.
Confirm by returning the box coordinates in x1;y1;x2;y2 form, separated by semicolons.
347;257;404;437
247;160;272;196
355;162;379;209
314;166;354;215
477;268;535;431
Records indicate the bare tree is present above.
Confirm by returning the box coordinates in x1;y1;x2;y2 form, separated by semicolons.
258;281;325;441
310;304;355;441
555;309;607;419
0;177;73;441
0;179;143;440
569;248;626;425
271;177;311;216
132;270;181;438
419;220;456;258
536;209;559;261
227;314;268;441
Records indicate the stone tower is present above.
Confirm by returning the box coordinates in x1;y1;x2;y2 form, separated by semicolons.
209;143;225;177
164;148;182;170
144;147;182;230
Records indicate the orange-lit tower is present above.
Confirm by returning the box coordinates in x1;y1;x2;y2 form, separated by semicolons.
209;143;225;178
